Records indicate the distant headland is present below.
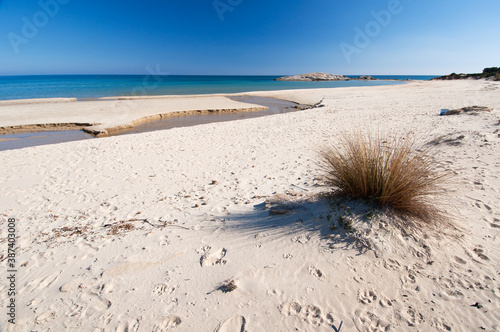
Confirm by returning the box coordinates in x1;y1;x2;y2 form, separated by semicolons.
275;72;377;81
432;67;500;81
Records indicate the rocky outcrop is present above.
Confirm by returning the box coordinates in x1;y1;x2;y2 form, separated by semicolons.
275;73;379;81
432;67;500;81
275;72;350;81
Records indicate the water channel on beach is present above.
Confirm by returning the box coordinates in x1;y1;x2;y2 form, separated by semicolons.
0;96;311;151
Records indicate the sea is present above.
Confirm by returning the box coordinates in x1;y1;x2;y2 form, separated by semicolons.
0;74;438;150
0;75;437;101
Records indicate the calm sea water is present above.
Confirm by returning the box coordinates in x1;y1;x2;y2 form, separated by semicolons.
0;75;437;101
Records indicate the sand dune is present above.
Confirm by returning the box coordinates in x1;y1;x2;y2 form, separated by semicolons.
0;80;499;331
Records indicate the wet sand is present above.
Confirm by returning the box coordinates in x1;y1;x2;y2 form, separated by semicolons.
0;96;304;151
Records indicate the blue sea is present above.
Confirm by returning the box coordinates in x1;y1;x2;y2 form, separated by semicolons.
0;75;437;101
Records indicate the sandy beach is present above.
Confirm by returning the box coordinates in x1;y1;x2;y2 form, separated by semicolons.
0;95;268;137
1;80;500;331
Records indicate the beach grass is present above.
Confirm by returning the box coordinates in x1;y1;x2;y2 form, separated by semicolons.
318;131;449;222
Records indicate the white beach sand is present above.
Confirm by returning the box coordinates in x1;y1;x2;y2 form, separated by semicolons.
0;95;266;136
0;80;499;331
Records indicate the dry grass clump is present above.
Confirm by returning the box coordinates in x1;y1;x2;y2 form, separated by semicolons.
318;132;449;222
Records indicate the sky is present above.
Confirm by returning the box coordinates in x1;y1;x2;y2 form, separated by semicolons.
0;0;499;76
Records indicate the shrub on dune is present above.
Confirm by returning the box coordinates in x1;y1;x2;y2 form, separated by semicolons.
318;132;449;223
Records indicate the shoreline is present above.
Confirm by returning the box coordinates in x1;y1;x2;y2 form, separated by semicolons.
0;84;341;138
0;96;306;151
0;80;496;139
0;83;406;137
0;75;431;101
0;94;271;137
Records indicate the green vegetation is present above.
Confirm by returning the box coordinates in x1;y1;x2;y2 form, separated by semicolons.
433;67;500;80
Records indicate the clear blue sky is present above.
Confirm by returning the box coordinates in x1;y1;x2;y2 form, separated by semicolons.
0;0;499;76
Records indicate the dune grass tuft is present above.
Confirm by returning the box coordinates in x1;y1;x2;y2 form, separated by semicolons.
318;132;449;222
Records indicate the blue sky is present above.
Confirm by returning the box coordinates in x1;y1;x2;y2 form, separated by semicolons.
0;0;499;76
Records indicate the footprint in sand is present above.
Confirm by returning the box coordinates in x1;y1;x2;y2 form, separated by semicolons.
153;316;182;330
35;311;56;324
216;315;246;332
60;279;83;293
280;301;302;317
24;270;62;292
292;235;311;244
402;307;424;327
27;297;44;308
383;258;401;271
152;283;176;296
473;248;489;261
115;318;140;332
454;256;467;264
280;301;335;327
379;298;393;308
165;316;182;328
437;277;454;290
431;317;452;331
358;289;378;304
355;310;390;332
302;304;324;326
196;245;211;254
308;266;325;281
81;292;111;317
400;273;417;290
99;312;113;326
200;248;227;267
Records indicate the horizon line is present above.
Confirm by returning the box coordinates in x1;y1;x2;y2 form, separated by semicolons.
0;73;442;77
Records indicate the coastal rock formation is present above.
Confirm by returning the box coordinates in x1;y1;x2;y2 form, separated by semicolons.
275;73;379;81
432;67;500;81
275;72;350;81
